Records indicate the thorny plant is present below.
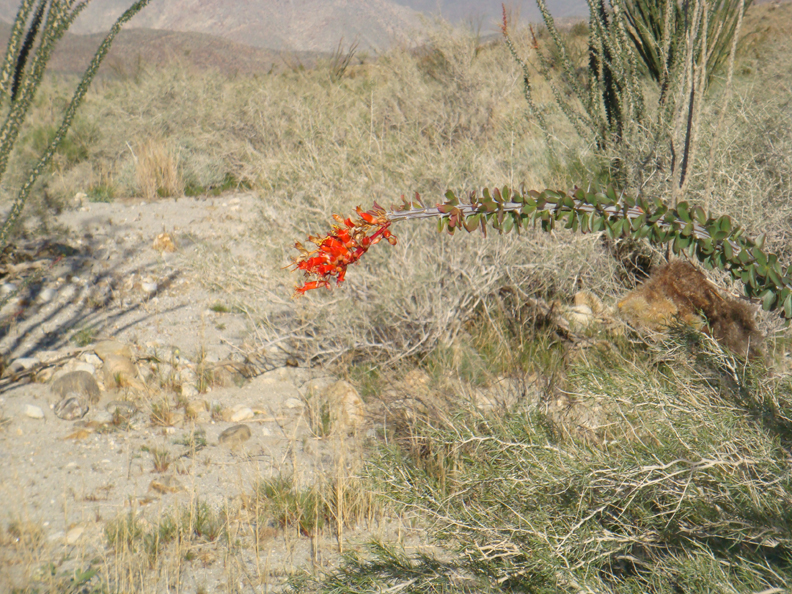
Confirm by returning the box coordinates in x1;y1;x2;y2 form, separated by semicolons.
0;0;151;310
292;184;792;319
502;0;748;203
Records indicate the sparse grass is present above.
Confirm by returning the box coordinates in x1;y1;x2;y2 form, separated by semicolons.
173;428;207;454
145;446;171;472
149;398;173;426
105;499;224;569
253;471;381;540
70;325;97;347
87;182;115;203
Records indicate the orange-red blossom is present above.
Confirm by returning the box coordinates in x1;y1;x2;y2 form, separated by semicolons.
291;204;397;295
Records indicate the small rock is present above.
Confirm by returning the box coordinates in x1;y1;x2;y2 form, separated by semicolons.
51;370;101;404
152;232;177;253
1;282;17;295
102;355;141;389
566;304;594;331
65;526;84;544
93;340;133;361
185;400;208;417
325;380;366;433
81;353;103;367
74;192;87;204
218;424;252;448
149;475;183;494
54;397;89;421
37;288;57;303
230;406;254;423
25;404;45;419
8;357;39;375
261;426;272;437
285;357;299;367
141;281;158;295
106;400;137;421
64;428;92;440
284;398;303;409
181;384;199;399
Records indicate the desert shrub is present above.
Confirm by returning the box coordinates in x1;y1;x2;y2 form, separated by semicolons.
298;333;792;592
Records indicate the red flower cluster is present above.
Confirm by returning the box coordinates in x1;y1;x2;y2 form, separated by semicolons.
291;204;397;295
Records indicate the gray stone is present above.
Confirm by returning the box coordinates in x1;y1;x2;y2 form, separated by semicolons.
37;288;57;303
93;340;132;361
11;357;39;371
54;397;89;421
105;400;137;421
65;526;84;544
218;424;251;448
25;404;45;419
325;380;366;433
51;371;100;404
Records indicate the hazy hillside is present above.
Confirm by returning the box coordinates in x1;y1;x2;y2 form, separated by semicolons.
0;0;594;53
0;21;324;77
0;0;422;53
393;0;588;26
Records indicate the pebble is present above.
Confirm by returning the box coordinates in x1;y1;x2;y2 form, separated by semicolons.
261;426;272;436
152;232;177;253
181;384;199;399
52;371;101;404
81;353;103;367
325;380;366;433
106;400;137;421
9;357;39;373
566;304;594;331
25;405;45;419
141;281;158;295
37;288;57;303
218;424;252;448
65;526;84;544
230;406;254;423
54;397;89;421
149;475;183;494
284;398;303;409
102;355;140;389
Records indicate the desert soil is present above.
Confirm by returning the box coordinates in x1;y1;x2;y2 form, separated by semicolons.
0;192;408;592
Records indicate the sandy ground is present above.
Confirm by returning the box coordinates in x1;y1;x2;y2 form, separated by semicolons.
0;192;407;592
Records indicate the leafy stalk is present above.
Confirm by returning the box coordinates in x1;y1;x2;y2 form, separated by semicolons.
388;185;792;318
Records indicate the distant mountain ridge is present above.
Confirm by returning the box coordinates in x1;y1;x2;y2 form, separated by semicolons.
0;0;423;53
0;0;589;54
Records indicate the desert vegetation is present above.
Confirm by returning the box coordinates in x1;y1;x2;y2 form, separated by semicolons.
2;0;792;591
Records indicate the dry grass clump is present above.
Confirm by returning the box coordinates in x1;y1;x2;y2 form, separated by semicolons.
299;330;792;592
134;138;184;199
